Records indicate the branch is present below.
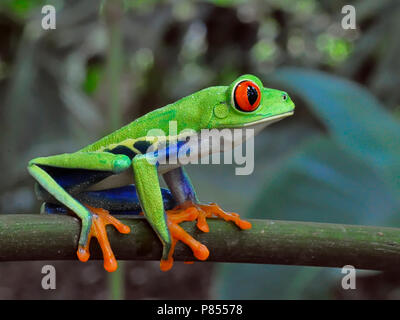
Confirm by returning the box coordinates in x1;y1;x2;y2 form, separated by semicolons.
1;214;400;271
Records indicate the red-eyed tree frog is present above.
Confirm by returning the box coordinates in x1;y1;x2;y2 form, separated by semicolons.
28;74;295;272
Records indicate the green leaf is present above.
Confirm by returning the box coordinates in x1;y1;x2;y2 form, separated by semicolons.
250;135;400;226
268;68;400;191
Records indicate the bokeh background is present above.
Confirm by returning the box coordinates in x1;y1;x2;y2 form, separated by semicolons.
0;0;399;299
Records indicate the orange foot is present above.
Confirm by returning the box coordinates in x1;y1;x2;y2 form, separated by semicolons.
76;205;130;272
160;201;252;271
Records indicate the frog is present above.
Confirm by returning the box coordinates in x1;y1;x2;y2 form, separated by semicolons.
28;74;295;272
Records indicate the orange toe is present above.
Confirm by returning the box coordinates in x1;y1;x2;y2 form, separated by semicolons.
168;221;210;261
196;211;210;233
160;257;174;272
159;201;250;271
77;205;130;272
77;245;90;262
160;239;177;272
237;219;252;230
196;203;252;230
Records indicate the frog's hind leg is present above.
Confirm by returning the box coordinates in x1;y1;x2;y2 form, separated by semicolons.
40;202;131;272
162;167;251;269
41;184;176;271
28;152;132;272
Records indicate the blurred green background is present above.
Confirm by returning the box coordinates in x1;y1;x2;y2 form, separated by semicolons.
0;0;399;299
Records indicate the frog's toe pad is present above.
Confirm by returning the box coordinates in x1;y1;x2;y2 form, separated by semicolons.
77;246;90;262
76;205;130;272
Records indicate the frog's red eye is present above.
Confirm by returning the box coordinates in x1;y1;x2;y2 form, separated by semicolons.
233;80;261;112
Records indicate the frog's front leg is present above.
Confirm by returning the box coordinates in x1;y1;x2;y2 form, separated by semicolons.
131;154;173;270
162;167;252;267
28;152;131;272
132;151;210;272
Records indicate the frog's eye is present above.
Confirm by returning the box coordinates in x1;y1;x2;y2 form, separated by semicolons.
233;80;261;112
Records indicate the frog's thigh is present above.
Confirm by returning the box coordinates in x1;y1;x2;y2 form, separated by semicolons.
163;167;198;204
28;152;132;209
28;152;131;245
30;152;131;173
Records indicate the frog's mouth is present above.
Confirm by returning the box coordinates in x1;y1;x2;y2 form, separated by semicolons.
242;111;294;127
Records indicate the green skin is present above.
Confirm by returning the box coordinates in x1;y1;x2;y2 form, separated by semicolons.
28;74;295;265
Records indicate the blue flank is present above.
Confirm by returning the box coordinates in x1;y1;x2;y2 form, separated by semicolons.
40;166;112;191
43;185;176;215
152;140;188;166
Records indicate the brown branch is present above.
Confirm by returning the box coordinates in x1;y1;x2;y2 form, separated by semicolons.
1;214;400;270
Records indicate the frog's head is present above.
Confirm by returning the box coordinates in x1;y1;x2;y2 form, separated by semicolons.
209;74;295;130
